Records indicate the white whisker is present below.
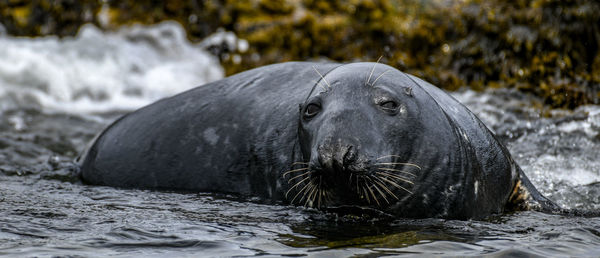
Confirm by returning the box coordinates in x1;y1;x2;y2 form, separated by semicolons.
377;171;414;185
366;55;383;86
372;176;399;200
378;176;414;195
378;167;416;177
371;69;391;85
376;162;422;170
282;167;310;178
366;178;381;206
285;176;311;198
312;66;331;90
287;171;312;183
369;177;390;204
290;178;314;204
291;162;309;165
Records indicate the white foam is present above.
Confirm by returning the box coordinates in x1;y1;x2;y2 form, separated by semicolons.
529;154;600;186
0;21;224;113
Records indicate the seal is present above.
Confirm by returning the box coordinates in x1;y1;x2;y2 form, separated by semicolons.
80;61;560;219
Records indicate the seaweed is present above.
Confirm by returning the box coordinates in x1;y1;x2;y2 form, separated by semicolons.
0;0;598;108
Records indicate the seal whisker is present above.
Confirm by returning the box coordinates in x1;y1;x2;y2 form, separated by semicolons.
376;162;422;170
371;69;391;86
366;55;383;86
287;171;313;183
377;171;414;185
377;167;416;177
289;182;310;204
289;175;312;191
311;183;320;207
294;178;316;204
378;176;414;195
361;180;371;204
316;82;328;92
282;167;310;178
285;176;312;198
304;181;318;207
371;176;399;200
377;155;411;160
312;66;331;90
317;175;323;208
308;179;321;208
307;179;318;207
356;174;361;196
366;178;381;206
291;162;309;166
376;156;422;170
369;176;390;204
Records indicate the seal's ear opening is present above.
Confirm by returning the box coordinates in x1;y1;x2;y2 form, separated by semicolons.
404;87;413;97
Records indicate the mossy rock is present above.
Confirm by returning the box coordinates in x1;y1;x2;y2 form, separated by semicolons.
0;0;99;36
0;0;598;108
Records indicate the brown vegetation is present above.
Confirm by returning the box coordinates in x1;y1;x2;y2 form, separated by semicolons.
1;0;598;108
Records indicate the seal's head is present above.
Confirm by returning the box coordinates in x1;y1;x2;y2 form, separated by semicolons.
287;62;427;211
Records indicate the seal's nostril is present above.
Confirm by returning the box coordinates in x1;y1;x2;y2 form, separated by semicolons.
332;145;356;171
343;145;357;165
317;143;358;173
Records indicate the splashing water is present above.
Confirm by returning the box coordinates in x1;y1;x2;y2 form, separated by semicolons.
0;21;223;113
453;89;600;210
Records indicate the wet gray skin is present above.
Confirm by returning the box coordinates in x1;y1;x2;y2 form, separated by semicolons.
80;62;558;219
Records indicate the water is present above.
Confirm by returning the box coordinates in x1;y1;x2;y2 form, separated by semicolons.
0;21;223;113
1;22;599;257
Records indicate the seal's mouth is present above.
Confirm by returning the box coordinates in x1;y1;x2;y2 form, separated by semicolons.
321;170;402;207
284;158;420;209
283;167;372;208
284;171;400;209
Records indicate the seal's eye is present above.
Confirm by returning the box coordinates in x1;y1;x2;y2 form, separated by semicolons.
379;101;398;111
304;103;321;118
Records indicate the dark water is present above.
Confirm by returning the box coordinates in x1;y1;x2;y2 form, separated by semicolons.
1;23;600;257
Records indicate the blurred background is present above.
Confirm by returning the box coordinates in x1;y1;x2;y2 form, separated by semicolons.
1;0;598;108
